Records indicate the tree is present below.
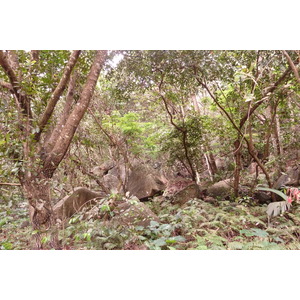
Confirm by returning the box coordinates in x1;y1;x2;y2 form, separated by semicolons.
0;50;107;248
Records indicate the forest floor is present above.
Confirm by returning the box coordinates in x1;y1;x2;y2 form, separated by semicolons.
1;193;300;250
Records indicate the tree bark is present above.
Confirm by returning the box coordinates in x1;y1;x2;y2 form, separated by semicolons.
43;50;107;178
45;72;77;153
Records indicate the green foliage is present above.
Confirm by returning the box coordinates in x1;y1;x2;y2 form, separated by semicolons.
102;111;163;156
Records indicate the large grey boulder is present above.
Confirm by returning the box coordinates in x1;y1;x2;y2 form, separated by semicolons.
126;165;166;199
273;166;300;189
163;179;201;205
94;162;167;199
91;161;115;177
109;198;160;227
54;187;104;222
207;179;232;198
167;183;200;205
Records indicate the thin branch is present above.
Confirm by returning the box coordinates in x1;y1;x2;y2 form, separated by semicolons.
194;71;274;186
239;65;292;128
282;50;300;85
0;80;13;91
88;107;117;147
157;72;196;180
0;50;32;118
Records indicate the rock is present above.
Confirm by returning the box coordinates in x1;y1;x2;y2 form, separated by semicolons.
109;198;160;227
99;163;166;199
171;184;201;205
163;179;195;197
253;191;272;204
248;162;259;174
91;161;115;177
103;173;123;193
126;165;166;199
54;187;105;221
273;166;300;189
20;220;30;228
207;179;232;199
163;179;201;205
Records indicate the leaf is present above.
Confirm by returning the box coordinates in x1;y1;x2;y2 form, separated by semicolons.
0;218;7;227
153;238;166;247
240;228;269;237
266;201;291;218
165;239;177;244
250;228;269;237
1;242;13;250
41;236;49;244
159;224;172;231
135;226;144;231
101;204;110;212
255;187;288;201
228;241;244;250
149;220;160;228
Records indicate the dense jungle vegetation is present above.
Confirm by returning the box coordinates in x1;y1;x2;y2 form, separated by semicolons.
1;50;300;250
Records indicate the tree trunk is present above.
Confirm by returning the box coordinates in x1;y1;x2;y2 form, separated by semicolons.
20;171;59;249
233;139;242;197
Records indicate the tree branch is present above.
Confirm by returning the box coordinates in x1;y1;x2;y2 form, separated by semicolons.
0;80;13;91
36;50;81;140
0;182;21;186
282;50;300;86
239;65;292;128
44;72;77;153
0;50;32;118
43;50;107;178
30;50;39;62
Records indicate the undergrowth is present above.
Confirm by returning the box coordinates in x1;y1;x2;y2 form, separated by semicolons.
2;194;300;250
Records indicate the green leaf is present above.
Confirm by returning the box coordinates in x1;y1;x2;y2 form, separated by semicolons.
153;238;166;247
1;242;13;250
101;204;111;212
255;187;288;201
149;220;160;228
228;241;244;250
41;236;49;244
165;236;186;245
240;228;269;237
135;226;145;231
0;218;7;227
